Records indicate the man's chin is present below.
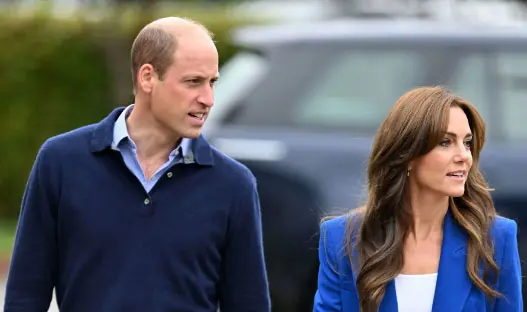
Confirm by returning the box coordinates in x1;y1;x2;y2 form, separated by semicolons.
182;130;202;140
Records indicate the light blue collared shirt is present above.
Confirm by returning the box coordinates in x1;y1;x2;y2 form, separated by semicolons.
111;104;194;193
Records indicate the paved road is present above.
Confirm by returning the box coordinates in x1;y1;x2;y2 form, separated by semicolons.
0;279;59;312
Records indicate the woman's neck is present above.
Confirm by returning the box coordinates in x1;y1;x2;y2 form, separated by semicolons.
407;191;449;241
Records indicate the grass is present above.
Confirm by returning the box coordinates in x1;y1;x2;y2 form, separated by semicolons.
0;220;17;258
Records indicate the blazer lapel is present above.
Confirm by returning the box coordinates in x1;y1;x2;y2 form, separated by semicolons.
432;210;472;312
347;210;471;312
350;241;398;311
379;280;399;311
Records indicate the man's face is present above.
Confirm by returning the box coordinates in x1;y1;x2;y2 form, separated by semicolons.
150;33;219;139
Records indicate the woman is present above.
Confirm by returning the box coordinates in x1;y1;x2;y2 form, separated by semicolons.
313;86;522;312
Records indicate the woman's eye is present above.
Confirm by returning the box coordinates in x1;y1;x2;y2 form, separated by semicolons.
439;139;450;147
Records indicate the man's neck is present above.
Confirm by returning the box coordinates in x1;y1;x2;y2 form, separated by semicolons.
126;104;181;160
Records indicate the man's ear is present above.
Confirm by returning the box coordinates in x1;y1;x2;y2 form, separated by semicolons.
138;64;157;93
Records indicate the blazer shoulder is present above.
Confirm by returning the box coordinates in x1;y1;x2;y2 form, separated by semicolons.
321;215;347;240
490;216;518;249
321;211;363;251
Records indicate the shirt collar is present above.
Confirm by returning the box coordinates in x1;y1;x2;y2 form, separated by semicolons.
111;104;193;162
91;106;213;165
111;104;133;150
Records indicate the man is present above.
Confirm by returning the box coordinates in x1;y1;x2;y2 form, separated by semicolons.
4;17;270;312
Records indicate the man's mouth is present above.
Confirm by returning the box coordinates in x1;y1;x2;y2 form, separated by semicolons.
188;113;205;120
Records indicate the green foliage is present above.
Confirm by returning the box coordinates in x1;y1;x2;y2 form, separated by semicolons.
0;13;112;219
0;219;17;256
0;6;255;219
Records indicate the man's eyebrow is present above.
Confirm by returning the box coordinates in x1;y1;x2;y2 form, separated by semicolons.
183;74;219;80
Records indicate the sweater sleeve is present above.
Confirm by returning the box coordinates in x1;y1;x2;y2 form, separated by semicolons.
4;140;59;312
217;174;271;312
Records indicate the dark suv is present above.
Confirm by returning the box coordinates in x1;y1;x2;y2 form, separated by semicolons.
204;17;527;312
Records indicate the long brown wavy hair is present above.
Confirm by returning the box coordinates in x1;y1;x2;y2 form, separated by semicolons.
348;86;500;312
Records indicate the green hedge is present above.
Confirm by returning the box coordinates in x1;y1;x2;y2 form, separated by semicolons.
0;6;255;219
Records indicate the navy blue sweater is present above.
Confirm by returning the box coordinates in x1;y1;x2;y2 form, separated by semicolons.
4;108;271;312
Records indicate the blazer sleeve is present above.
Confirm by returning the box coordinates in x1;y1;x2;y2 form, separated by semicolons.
313;220;343;312
494;219;523;312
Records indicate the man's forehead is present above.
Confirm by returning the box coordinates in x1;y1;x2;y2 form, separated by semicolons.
171;55;219;77
173;38;217;60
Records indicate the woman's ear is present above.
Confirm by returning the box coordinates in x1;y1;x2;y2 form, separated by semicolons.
407;160;414;176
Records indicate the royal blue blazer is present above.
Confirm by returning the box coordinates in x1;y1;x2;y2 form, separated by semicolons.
313;210;523;311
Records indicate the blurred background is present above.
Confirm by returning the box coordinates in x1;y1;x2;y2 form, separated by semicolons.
1;0;527;311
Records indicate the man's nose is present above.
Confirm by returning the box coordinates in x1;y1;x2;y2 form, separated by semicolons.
198;85;214;107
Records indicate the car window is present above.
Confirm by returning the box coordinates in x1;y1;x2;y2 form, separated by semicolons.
449;53;490;122
495;52;527;139
207;52;268;127
450;51;527;140
221;45;527;140
294;50;426;130
291;48;526;140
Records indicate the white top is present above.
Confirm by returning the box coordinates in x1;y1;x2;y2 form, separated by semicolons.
395;273;438;312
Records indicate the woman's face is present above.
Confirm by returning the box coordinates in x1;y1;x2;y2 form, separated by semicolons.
409;106;474;198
